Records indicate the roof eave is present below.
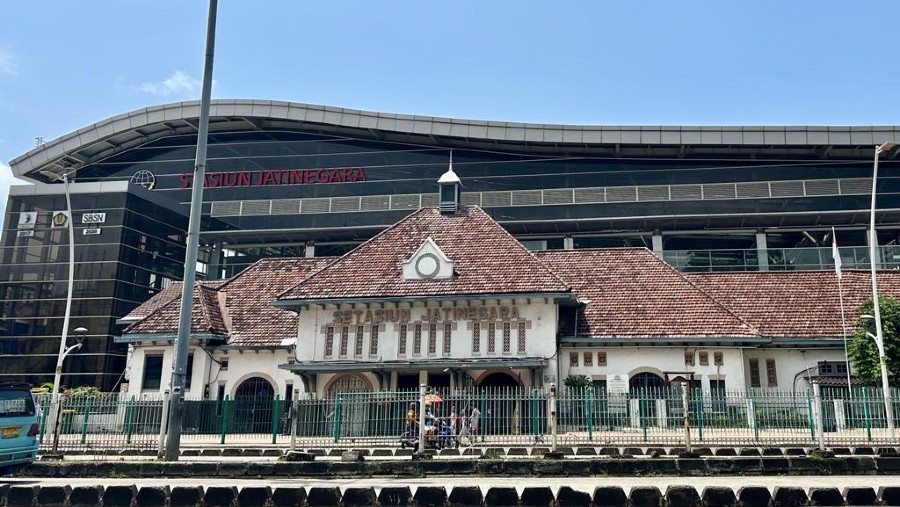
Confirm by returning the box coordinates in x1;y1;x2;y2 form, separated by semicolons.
273;292;576;309
560;336;769;346
115;332;225;344
279;357;548;372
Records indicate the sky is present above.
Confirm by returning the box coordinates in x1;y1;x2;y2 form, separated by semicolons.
1;1;899;214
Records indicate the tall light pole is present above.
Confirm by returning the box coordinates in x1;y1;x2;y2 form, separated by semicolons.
38;168;84;455
868;140;897;439
49;326;87;454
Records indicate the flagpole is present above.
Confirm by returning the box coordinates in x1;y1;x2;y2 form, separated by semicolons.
832;227;853;402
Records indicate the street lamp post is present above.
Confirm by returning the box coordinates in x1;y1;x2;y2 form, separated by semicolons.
868;141;897;439
38;169;83;454
49;326;87;454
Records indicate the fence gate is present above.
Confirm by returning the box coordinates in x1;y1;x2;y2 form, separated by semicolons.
233;377;274;433
329;374;372;437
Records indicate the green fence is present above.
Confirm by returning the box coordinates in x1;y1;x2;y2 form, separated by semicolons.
34;386;900;452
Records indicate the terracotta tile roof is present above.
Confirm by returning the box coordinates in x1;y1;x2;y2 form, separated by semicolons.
125;282;229;337
536;248;758;338
122;258;330;345
218;257;332;346
687;270;900;339
125;282;188;320
278;206;571;301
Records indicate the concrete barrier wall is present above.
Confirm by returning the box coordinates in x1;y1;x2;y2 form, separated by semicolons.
1;483;897;507
16;455;900;478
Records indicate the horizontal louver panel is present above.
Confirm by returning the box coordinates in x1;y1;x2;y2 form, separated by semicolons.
512;190;542;206
637;186;669;201
703;183;736;199
804;179;840;196
390;194;420;210
770;181;805;197
241;200;270;216
210;201;240;217
839;178;872;195
735;182;770;198
331;197;361;213
606;186;637;202
301;198;331;214
574;187;605;204
360;195;390;211
670;185;702;200
461;193;482;206
270;199;301;215
482;191;512;207
543;189;574;204
420;194;438;207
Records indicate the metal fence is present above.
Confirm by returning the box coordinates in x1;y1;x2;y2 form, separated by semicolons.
34;386;900;453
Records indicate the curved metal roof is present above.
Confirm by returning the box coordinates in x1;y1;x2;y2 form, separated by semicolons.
11;99;900;181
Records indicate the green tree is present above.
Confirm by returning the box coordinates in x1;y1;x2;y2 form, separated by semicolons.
564;375;590;389
849;295;900;383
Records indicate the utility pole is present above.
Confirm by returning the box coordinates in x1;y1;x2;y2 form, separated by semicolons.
164;0;218;461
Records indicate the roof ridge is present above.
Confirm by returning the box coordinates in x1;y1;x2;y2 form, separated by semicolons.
468;206;571;290
276;208;429;299
671;263;761;336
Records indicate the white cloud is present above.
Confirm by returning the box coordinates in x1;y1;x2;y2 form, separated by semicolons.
0;47;18;76
1;161;29;219
138;70;201;96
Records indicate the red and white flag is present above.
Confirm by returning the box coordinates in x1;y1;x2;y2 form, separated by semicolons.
832;227;842;280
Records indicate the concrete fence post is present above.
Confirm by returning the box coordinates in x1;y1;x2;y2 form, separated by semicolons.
682;382;692;453
158;390;170;458
549;383;557;452
290;390;299;452
813;383;826;451
418;384;427;453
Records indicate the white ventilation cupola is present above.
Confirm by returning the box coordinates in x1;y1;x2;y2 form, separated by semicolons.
438;150;462;214
402;237;454;280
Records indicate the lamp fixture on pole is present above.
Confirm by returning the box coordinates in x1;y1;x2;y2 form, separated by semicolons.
38;168;83;455
867;141;897;439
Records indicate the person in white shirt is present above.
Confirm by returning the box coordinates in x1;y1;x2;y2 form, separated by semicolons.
467;403;481;437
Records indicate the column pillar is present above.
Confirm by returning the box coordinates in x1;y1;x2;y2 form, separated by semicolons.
563;236;574;250
207;242;223;279
651;232;663;257
869;228;881;270
755;231;769;272
304;242;315;258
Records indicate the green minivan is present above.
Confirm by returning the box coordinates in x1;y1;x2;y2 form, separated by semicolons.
0;383;40;471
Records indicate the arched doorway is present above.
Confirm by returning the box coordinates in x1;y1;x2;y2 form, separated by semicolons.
233;376;275;433
628;372;666;423
478;372;520;388
476;371;522;435
326;374;373;438
629;372;665;391
325;374;372;397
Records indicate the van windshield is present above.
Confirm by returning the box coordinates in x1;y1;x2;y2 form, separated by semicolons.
0;389;36;418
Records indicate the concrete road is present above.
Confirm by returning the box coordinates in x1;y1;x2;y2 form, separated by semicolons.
5;476;900;493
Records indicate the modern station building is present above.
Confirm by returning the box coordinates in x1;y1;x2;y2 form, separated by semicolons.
2;99;900;390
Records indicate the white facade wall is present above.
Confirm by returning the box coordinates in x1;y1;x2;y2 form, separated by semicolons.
295;298;558;397
297;298;557;363
560;345;850;394
124;344;297;400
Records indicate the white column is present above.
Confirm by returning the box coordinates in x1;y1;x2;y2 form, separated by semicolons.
651;233;663;257
756;232;769;272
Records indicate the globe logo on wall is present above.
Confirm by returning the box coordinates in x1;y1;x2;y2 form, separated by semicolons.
130;170;156;190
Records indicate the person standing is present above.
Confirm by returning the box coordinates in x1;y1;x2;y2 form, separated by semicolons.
449;405;459;435
468;403;481;438
405;403;418;438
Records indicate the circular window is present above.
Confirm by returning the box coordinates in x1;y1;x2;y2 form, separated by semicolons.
415;253;440;279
